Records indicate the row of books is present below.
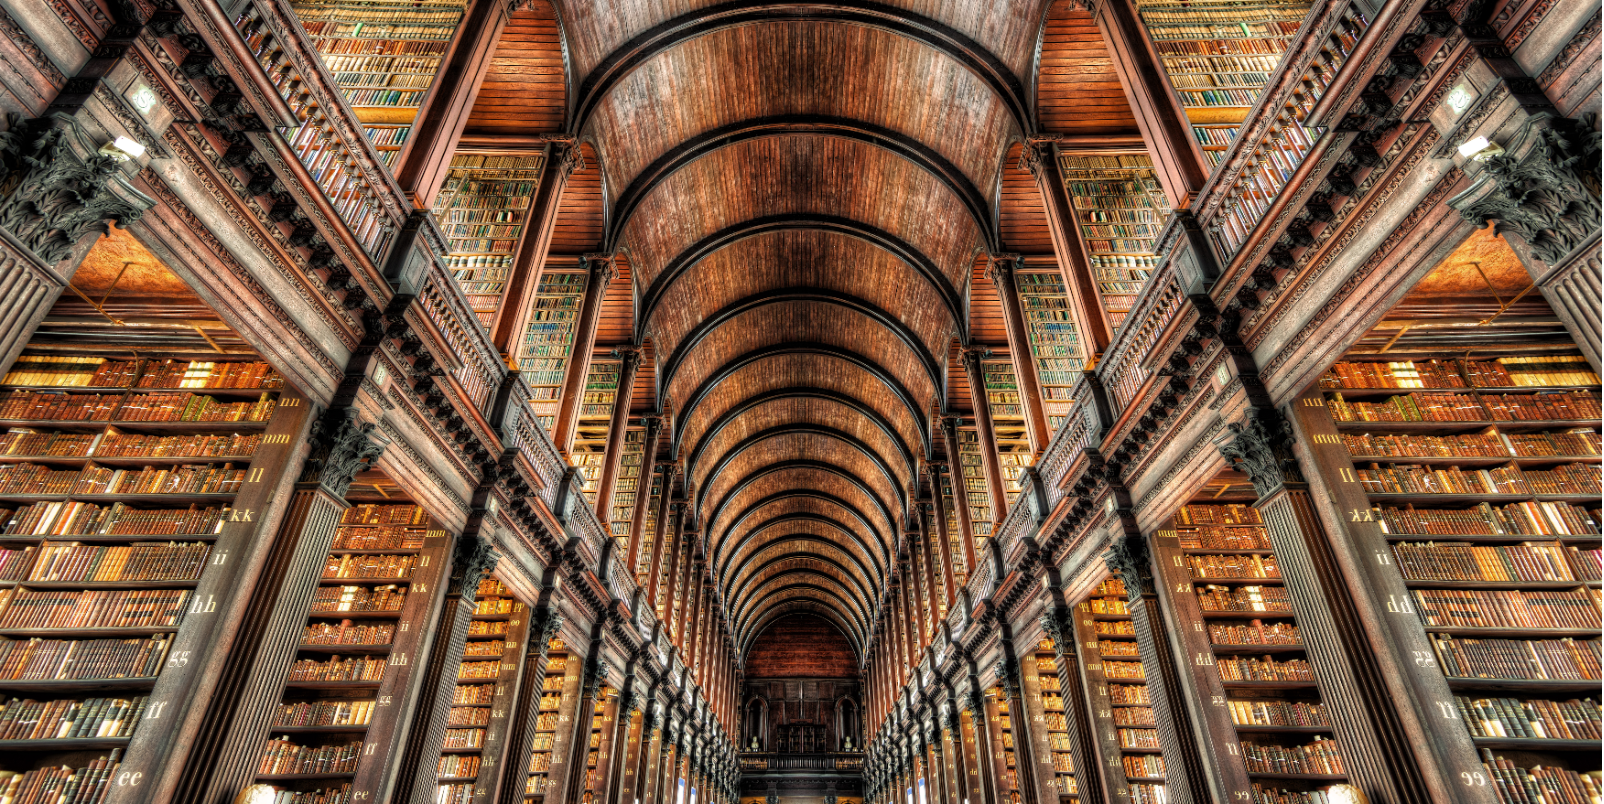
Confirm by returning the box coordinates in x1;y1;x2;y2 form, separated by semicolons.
0;463;248;497
463;639;507;657
442;728;484;749
1356;463;1600;496
1329;391;1601;423
1412;588;1600;630
1119;727;1161;749
1196;584;1293;613
330;527;426;551
341;505;427;526
1320;358;1598;390
437;754;480;777
274;699;375;728
1123;754;1165;777
1216;655;1315;682
322;554;417;580
0;541;211;583
2;502;228;537
0;695;147;740
1209;620;1302;646
457;661;499;680
1188;553;1281;579
1342;429;1601;459
287;656;385;683
302;621;393;646
1249;783;1342;804
0;589;190;630
0;636;170;681
1129;783;1167;804
1113;705;1157;726
447;706;490;727
452;684;495;706
305;34;451;53
466;620;509;637
1;358;281;390
0;430;264;460
1455;695;1600;740
1480;751;1601;804
436;783;474;803
257;737;362;775
0;391;275;424
309;585;407;614
1241;737;1343;775
1176;504;1263;525
1104;661;1146;680
1229;699;1329;727
1100;639;1141;656
263;785;352;804
1391;541;1601;583
0;749;121;803
1373;502;1598;537
1431;637;1600;681
1109;684;1151;705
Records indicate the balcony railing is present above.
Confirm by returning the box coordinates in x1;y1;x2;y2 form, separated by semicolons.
739;753;865;771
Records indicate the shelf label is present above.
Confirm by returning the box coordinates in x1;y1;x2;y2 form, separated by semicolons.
1462;771;1488;787
1435;701;1460;720
145;701;168;720
264;434;291;445
1301;398;1325;407
1412;650;1436;668
1375;551;1391;565
189;595;217;614
1385;594;1415;615
227;508;255;522
1348;508;1375;522
115;772;143;787
1337;468;1358;484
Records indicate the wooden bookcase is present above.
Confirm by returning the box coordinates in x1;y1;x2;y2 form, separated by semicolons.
634;468;665;585
1072;576;1160;804
524;638;572;803
253;502;448;801
1014;270;1084;430
1056;155;1172;331
609;429;645;537
430;154;546;330
957;428;994;539
519;271;587;433
989;684;1021;800
288;0;467;142
1150;502;1350;802
0;356;303;796
572;360;621;507
982;358;1031;508
1133;0;1311;125
1300;352;1602;800
932;479;968;590
1192;124;1240;169
579;685;614;798
436;572;529;804
1032;639;1078;801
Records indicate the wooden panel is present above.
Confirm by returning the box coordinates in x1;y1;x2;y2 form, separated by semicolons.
704;465;896;558
462;2;566;136
690;396;908;494
970;253;1010;349
999;142;1057;255
696;430;903;541
745;615;860;678
548;143;604;255
1037;1;1140;135
714;497;885;581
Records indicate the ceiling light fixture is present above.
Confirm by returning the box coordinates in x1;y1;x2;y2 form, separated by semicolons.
1456;136;1505;161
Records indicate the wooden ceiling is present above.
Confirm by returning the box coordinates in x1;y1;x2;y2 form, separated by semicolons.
468;0;1141;658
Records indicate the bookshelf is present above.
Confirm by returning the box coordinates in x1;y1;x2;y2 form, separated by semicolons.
429;154;546;330
1033;640;1078;802
1073;576;1154;804
1151;503;1350;802
1014;271;1084;430
0;354;301;799
288;0;467;147
990;685;1021;801
1057;155;1172;331
572;361;621;507
1193;125;1240;169
437;573;528;804
609;429;645;536
634;468;665;586
957;428;993;540
524;637;571;803
1304;351;1602;800
255;503;448;801
1134;0;1312;125
579;686;613;799
932;479;968;591
519;271;587;433
982;359;1031;508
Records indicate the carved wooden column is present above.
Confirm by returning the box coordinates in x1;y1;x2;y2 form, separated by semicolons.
497;606;566;804
986;256;1051;453
1015;652;1059;804
1104;529;1213;804
649;500;682;612
638;706;667;804
936;426;980;575
959;347;1009;525
395;533;503;804
491;143;584;359
995;653;1043;804
0;113;154;372
627;416;666;574
925;487;959;605
956;689;995;804
390;0;516;208
606;681;646;804
590;679;625;804
595;346;644;524
561;656;610;804
1037;607;1105;804
979;681;1013;804
1017;143;1114;357
171;407;386;804
555;254;617;455
1084;0;1209;209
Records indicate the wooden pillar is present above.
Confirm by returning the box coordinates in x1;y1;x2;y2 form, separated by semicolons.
1104;529;1214;804
936;426;979;574
955;691;991;804
925;493;958;607
170;408;383;804
561;655;608;804
394;534;502;804
1018;143;1113;356
639;706;667;804
554;254;617;455
959;347;1010;525
1038;606;1106;804
491;143;584;358
649;500;682;612
591;683;624;804
497;605;566;804
607;683;646;804
389;0;514;208
683;565;705;654
916;514;944;623
995;653;1041;804
595;346;644;524
1014;653;1059;804
1086;0;1209;209
627;416;666;573
986;256;1051;452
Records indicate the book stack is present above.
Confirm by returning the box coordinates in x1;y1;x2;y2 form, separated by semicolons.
274;700;374;728
1431;637;1601;680
0;750;122;802
1391;541;1595;582
0;589;191;630
1413;588;1600;630
286;656;386;682
1216;656;1316;682
257;737;362;775
308;585;408;613
0;695;148;739
0;636;172;680
1241;738;1344;775
1058;154;1171;327
1479;749;1603;804
1228;700;1329;727
1455;696;1601;739
301;621;394;646
1195;584;1293;612
321;554;417;580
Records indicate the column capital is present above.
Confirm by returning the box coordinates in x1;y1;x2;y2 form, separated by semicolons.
447;531;501;596
1103;531;1155;598
583;251;618;286
985;253;1022;285
299;407;388;498
1215;406;1303;499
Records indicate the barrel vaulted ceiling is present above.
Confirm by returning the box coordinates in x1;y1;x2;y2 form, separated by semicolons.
481;0;1134;660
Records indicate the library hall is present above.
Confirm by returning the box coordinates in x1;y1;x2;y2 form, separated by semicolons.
0;0;1596;802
